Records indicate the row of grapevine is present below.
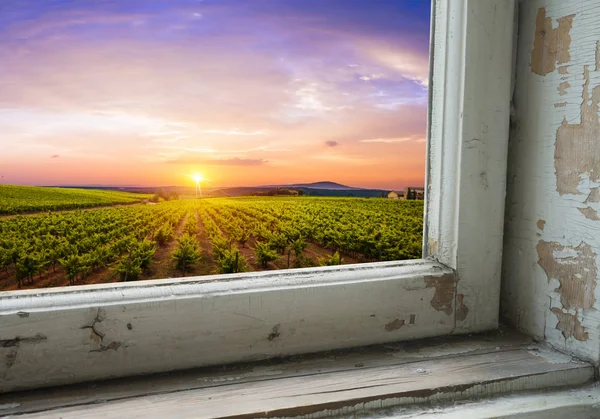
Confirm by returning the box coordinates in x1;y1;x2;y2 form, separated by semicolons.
0;201;188;287
0;185;150;215
0;197;424;290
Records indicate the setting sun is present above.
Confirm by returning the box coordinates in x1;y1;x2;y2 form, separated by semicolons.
192;174;204;183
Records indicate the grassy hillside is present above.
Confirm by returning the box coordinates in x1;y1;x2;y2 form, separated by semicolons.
0;185;151;215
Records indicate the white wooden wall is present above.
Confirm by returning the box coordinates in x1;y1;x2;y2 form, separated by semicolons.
502;0;600;364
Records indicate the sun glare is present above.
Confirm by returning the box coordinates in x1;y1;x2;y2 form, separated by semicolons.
192;173;204;183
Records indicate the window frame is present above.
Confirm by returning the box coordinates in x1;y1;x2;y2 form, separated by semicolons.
0;0;516;393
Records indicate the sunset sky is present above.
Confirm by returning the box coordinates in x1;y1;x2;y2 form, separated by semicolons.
0;0;430;189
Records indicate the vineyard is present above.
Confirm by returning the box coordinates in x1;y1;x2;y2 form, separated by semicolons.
0;197;424;291
0;185;150;215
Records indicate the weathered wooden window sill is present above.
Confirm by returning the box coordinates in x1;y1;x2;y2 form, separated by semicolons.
1;328;594;418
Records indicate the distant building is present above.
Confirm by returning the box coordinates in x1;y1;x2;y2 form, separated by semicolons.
387;191;401;200
403;187;425;200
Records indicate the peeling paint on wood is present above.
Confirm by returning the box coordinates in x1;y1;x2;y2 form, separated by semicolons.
537;241;597;310
558;81;570;95
455;294;469;322
502;0;600;364
424;274;455;316
555;67;600;195
585;188;600;203
551;308;589;341
385;319;405;331
426;238;438;258
578;207;600;220
531;8;574;75
537;220;546;230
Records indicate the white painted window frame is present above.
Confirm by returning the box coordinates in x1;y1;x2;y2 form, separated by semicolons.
0;0;515;393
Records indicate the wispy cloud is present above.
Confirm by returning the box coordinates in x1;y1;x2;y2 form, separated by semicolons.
201;129;267;136
360;135;424;144
164;157;267;166
325;140;339;147
150;145;217;153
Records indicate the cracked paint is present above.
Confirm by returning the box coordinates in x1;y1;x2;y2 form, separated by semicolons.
268;324;281;341
81;308;107;345
90;342;122;353
531;8;574;76
80;308;122;353
0;335;47;348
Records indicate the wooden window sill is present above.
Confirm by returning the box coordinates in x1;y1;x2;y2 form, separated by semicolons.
1;328;594;418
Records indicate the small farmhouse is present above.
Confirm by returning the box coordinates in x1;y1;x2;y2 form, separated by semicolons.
387;191;400;199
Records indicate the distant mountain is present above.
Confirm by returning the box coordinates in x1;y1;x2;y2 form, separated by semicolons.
262;181;364;191
212;181;388;198
50;181;392;198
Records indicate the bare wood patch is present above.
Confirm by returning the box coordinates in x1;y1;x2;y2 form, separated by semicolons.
537;241;597;310
531;8;574;75
558;65;569;74
424;274;455;316
585;188;600;203
558;81;570;95
597;40;600;71
555;67;600;195
578;207;600;221
551;308;589;341
554;102;567;107
427;238;438;258
537;219;546;230
385;319;405;331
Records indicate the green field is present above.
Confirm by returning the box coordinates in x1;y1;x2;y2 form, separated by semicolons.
0;195;424;290
0;185;151;215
